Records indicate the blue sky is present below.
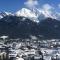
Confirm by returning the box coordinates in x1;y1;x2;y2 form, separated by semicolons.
0;0;60;13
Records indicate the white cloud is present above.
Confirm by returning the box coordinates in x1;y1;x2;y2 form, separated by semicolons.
24;0;38;8
40;4;57;19
42;4;54;10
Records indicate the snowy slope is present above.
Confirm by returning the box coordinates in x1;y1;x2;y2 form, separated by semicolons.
15;8;38;19
0;12;13;19
15;8;57;22
0;7;60;21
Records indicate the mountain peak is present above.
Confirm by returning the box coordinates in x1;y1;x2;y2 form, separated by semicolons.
15;8;38;19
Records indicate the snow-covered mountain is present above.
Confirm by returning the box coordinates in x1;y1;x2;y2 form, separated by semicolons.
15;8;40;22
15;8;53;22
0;8;60;22
15;8;60;21
16;8;38;18
0;12;14;19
